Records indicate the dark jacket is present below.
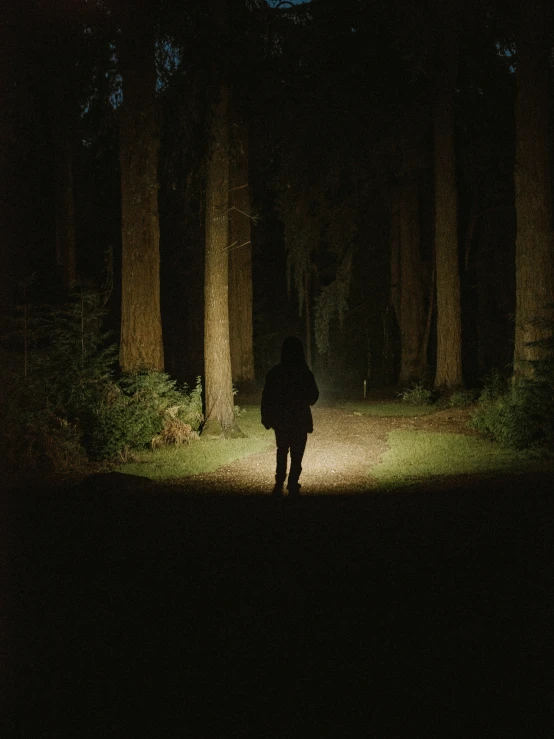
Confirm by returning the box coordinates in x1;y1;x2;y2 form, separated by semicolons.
261;338;319;434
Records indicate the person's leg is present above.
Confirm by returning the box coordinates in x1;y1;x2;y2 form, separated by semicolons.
287;432;307;495
273;428;289;494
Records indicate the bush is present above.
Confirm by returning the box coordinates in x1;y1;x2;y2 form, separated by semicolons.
90;372;203;460
0;287;204;469
471;364;554;451
398;382;434;406
31;288;118;418
0;401;88;473
478;368;509;403
448;389;478;407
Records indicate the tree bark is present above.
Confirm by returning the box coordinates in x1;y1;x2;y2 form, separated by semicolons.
433;39;463;390
513;0;554;379
228;104;255;385
119;28;164;372
398;180;426;386
389;194;401;327
203;80;238;436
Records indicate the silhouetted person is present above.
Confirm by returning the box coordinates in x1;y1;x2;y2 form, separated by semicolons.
261;336;319;497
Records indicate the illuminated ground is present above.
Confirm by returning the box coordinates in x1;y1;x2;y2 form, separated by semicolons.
165;405;483;494
4;446;554;736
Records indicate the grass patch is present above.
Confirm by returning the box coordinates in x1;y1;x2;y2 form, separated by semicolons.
373;430;535;488
119;406;273;481
340;401;437;417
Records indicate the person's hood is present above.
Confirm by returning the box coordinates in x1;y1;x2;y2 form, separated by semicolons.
280;336;306;366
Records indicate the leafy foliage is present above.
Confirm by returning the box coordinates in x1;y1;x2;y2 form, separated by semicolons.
31;288;118;417
471;361;554;451
0;288;203;471
398;382;434;406
448;389;478;407
478;368;510;403
90;373;203;460
0;287;115;471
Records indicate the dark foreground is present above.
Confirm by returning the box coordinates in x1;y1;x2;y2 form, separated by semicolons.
3;473;554;737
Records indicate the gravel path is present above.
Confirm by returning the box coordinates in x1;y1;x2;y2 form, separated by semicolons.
166;405;477;495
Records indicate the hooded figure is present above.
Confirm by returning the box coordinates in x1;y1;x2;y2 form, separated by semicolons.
261;336;319;497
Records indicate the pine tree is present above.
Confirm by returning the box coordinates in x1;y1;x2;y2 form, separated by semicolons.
513;0;554;379
118;14;164;372
433;32;463;390
203;78;240;436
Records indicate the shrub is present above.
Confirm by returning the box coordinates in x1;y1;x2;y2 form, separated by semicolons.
448;389;478;407
478;368;509;404
0;402;88;473
398;382;434;406
471;364;554;451
0;287;113;472
90;372;203;460
31;288;118;418
0;287;204;470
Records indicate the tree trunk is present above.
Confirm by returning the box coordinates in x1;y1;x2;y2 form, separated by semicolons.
398;180;426;386
119;28;164;373
389;194;401;327
513;1;554;379
203;80;239;436
433;40;463;390
228;104;255;385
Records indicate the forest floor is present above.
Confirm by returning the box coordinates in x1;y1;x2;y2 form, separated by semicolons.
163;403;484;495
4;401;554;737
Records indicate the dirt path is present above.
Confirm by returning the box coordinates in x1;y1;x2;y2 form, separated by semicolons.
167;404;478;494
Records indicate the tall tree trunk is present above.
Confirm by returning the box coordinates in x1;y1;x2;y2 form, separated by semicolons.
228;103;255;385
203;80;238;436
513;0;554;379
119;28;164;372
433;39;463;390
398;180;426;386
389;195;401;329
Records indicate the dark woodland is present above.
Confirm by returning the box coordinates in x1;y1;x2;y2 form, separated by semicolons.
3;0;553;399
2;2;554;736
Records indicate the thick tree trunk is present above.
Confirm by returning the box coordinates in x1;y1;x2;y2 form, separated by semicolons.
433;45;463;390
513;1;554;379
228;107;255;385
398;180;426;386
203;81;238;436
389;195;401;327
119;29;164;372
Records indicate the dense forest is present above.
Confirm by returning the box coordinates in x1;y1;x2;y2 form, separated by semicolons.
1;0;553;463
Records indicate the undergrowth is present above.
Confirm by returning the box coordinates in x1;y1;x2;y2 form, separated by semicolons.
0;287;203;472
471;362;554;451
120;406;273;480
398;382;434;406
